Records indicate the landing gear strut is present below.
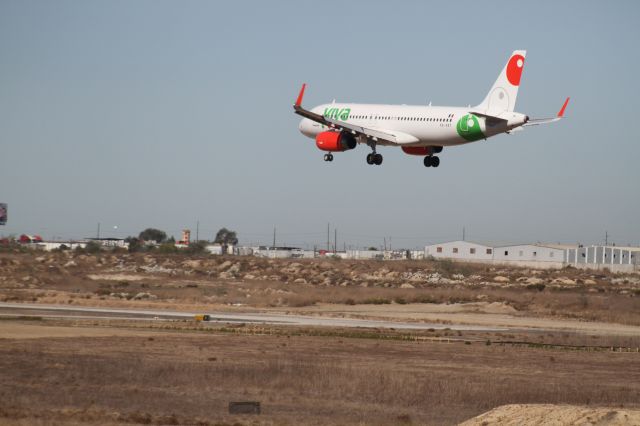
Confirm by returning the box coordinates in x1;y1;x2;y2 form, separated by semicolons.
423;155;440;168
323;153;334;162
365;140;383;165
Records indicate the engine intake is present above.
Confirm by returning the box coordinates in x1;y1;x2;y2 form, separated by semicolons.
315;132;357;152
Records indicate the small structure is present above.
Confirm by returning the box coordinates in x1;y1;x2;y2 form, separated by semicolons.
567;245;639;271
19;234;43;244
85;238;128;249
228;401;260;415
178;229;191;245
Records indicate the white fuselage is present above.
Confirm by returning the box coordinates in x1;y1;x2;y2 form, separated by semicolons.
299;103;528;147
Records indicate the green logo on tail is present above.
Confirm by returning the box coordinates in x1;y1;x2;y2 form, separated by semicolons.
456;114;485;142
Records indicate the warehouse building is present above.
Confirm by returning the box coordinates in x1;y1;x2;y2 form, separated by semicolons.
425;240;495;261
425;240;638;271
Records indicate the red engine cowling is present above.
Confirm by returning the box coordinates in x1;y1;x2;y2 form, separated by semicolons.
401;146;443;156
315;132;357;152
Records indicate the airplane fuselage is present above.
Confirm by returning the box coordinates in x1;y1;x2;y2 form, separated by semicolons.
299;103;528;147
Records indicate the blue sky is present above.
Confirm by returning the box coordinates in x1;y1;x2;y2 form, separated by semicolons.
1;0;639;249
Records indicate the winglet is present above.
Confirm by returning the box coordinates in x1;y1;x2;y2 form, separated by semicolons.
295;83;306;107
557;97;570;118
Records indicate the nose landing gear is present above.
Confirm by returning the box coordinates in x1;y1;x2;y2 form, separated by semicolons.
323;153;334;162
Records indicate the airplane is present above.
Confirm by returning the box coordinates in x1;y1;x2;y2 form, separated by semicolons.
294;50;569;168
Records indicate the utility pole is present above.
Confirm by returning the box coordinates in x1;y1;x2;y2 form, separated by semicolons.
605;231;608;246
463;226;465;241
334;228;337;253
196;221;199;242
273;226;276;248
327;223;330;251
97;223;100;239
384;237;387;251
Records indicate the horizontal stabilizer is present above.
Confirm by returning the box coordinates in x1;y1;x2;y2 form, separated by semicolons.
522;97;570;127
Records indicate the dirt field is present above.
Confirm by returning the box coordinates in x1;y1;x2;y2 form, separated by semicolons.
1;251;640;424
0;319;639;425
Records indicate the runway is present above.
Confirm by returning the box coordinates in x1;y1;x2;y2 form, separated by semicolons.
0;302;508;332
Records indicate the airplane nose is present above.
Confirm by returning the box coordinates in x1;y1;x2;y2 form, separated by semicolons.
298;119;312;137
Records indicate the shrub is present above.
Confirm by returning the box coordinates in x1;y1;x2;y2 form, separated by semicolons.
526;283;546;292
84;241;102;254
363;298;391;305
157;242;178;254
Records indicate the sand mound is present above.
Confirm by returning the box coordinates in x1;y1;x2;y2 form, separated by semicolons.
460;404;640;426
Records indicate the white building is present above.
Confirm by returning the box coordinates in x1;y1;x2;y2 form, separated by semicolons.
35;241;87;251
493;244;568;266
425;240;494;261
567;245;639;269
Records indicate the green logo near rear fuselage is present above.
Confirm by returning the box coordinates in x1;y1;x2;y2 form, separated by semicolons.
456;114;485;142
323;107;351;121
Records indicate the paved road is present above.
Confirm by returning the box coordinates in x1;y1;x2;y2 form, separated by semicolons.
0;302;508;332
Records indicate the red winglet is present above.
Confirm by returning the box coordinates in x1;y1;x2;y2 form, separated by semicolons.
295;83;306;107
557;97;570;117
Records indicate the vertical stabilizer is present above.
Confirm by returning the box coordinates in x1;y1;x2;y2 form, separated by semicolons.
475;50;526;115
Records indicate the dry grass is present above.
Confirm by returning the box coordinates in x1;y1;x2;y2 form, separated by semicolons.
0;323;639;425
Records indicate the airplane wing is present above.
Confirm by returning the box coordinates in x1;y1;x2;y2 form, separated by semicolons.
324;117;419;145
522;97;570;127
293;84;419;146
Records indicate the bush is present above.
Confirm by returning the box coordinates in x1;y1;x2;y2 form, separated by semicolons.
185;240;208;255
84;241;102;254
363;297;391;305
157;242;178;254
526;283;546;292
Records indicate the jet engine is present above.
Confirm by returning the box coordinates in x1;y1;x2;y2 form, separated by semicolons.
315;131;357;152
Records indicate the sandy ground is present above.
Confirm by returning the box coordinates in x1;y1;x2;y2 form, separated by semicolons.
287;303;640;336
460;404;640;425
0;322;155;339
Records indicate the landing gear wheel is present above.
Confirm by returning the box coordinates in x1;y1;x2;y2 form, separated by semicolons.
423;156;432;167
366;153;374;165
373;153;383;165
324;153;334;162
431;156;440;167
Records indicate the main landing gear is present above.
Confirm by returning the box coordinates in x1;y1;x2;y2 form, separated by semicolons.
423;155;440;168
365;140;383;166
366;153;383;165
323;153;334;162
